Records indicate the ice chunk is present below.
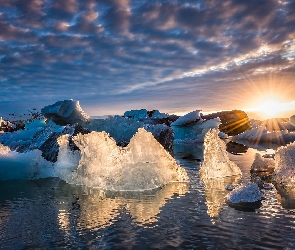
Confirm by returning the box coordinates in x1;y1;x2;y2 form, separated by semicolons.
0;147;55;180
41;99;91;125
172;110;202;126
56;128;189;191
225;183;263;203
251;153;275;174
272;142;295;193
87;115;174;154
124;109;150;120
173;117;222;142
200;129;242;179
124;109;168;121
233;126;295;144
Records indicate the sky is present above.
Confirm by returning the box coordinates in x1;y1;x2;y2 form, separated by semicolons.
0;0;295;117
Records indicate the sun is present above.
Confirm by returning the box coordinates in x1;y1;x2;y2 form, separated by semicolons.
256;99;282;119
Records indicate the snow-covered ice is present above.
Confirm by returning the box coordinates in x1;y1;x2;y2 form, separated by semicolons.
41;99;91;125
199;129;242;179
225;183;263;203
172;110;202;126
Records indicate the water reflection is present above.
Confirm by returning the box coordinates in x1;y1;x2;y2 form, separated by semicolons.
0;178;189;241
174;142;203;162
201;176;240;217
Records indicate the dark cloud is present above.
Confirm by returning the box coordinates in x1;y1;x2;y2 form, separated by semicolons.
0;0;295;115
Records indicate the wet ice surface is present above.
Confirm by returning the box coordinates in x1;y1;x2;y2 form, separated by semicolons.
1;143;295;249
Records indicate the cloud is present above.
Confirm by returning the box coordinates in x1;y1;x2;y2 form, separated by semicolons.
0;0;295;115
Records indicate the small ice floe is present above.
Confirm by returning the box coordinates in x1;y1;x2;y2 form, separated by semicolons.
225;183;263;211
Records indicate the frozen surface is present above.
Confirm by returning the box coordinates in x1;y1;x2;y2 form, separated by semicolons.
172;110;202;126
225;183;262;203
200;129;242;179
41;99;91;125
56;128;188;191
272;142;295;192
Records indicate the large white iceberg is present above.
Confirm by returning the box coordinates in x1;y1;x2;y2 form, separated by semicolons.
55;128;189;191
199;129;242;179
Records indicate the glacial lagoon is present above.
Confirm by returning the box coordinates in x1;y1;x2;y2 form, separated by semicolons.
1;141;295;249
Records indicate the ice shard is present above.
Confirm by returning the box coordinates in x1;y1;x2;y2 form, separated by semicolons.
56;128;189;191
200;129;242;179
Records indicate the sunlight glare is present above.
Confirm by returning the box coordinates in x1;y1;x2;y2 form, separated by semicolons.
256;99;281;118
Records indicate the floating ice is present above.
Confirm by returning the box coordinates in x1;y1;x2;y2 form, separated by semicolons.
0;145;55;180
225;183;263;203
233;126;295;144
124;109;168;120
199;129;242;179
55;128;189;191
172;110;202;126
251;153;275;174
41;99;91;125
272;141;295;193
173;116;222;142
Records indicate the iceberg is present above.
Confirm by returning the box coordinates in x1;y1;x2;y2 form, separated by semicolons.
41;99;91;126
55;128;189;191
199;129;242;179
250;153;275;176
233;126;295;145
202;110;251;136
124;109;168;121
172;112;222;142
272;142;295;193
0;145;55;180
86;115;174;155
172;110;202;126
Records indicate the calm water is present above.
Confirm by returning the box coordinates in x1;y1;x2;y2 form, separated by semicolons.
1;141;295;249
